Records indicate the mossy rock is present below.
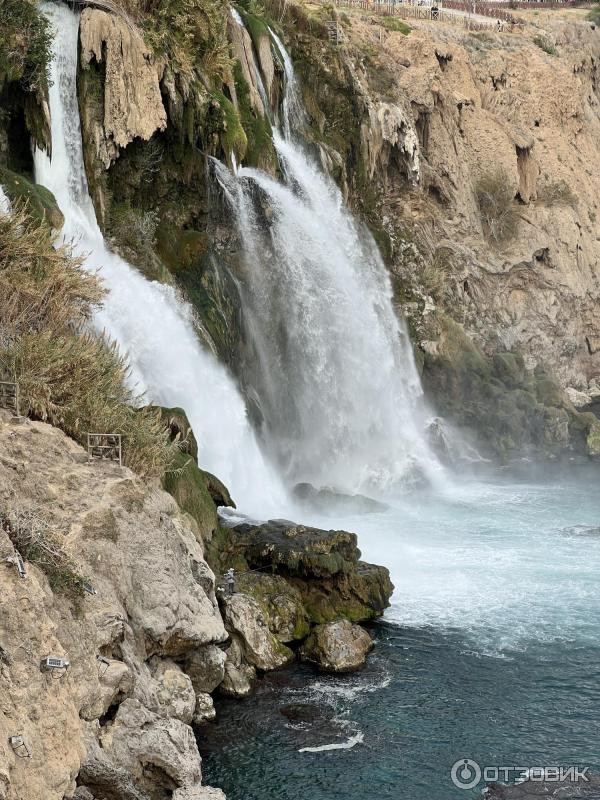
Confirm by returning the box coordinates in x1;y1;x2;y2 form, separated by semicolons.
160;406;199;461
492;352;527;389
0;166;63;228
587;425;600;457
236;572;311;642
163;450;219;542
156;223;210;274
232;61;277;171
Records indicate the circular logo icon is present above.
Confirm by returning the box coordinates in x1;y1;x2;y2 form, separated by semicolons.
451;758;482;790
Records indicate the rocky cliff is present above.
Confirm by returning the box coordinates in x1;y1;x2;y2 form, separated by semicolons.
0;410;390;800
280;2;600;458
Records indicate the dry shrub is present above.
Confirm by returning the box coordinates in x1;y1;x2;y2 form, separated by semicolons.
540;179;578;208
422;248;454;301
0;202;173;477
1;506;90;601
475;171;520;244
0;203;102;341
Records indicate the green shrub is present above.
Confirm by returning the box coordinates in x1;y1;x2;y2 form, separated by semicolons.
381;17;411;35
475;170;520;244
532;34;557;56
138;0;233;81
0;0;52;91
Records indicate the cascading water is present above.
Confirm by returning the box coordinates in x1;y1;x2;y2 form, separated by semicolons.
216;36;442;496
0;185;10;215
33;2;287;517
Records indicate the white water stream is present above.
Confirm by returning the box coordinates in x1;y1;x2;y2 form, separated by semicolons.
215;36;442;496
34;2;287;517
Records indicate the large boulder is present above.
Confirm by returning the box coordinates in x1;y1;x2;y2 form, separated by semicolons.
300;620;374;673
185;645;226;695
222;594;294;671
223;519;393;623
97;699;201;794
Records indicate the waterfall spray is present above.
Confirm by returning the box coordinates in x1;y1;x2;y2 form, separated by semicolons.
34;1;288;516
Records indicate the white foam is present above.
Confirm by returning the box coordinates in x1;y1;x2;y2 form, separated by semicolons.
298;731;364;753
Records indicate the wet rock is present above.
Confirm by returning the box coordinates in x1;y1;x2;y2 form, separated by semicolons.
484;774;600;798
219;638;256;698
227;519;393;622
173;786;226;800
300;620;374;673
234;572;310;643
222;593;294;671
193;692;216;724
293;482;389;515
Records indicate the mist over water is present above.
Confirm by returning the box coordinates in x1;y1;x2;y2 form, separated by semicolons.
34;2;287;517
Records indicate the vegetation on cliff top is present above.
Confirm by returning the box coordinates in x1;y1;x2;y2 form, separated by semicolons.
117;0;233;80
0;201;173;476
0;0;52;91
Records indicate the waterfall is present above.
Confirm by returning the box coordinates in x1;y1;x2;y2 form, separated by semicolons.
216;34;443;496
0;186;10;216
34;2;287;517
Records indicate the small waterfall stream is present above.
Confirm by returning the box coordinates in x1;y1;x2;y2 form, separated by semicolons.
34;2;287;517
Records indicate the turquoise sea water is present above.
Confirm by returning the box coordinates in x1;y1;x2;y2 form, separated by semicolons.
199;466;600;799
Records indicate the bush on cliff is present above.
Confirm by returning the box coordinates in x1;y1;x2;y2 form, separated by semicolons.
0;0;52;91
120;0;233;80
475;170;520;244
0;201;173;476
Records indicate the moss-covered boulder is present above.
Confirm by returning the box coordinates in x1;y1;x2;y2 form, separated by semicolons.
158;406;235;541
218;519;393;623
233;572;311;643
0;167;63;228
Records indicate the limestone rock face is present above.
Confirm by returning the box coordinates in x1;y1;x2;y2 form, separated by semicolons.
222;593;294;671
300;620;374;673
79;8;167;162
173;786;226;800
361;101;420;185
227;15;265;116
287;9;600;407
0;413;225;800
219;637;256;698
97;699;202;792
185;645;227;694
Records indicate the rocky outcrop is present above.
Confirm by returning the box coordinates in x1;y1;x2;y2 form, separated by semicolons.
79;8;166;161
0;411;224;800
221;519;394;623
484;774;600;799
300;619;373;673
227;15;265;116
